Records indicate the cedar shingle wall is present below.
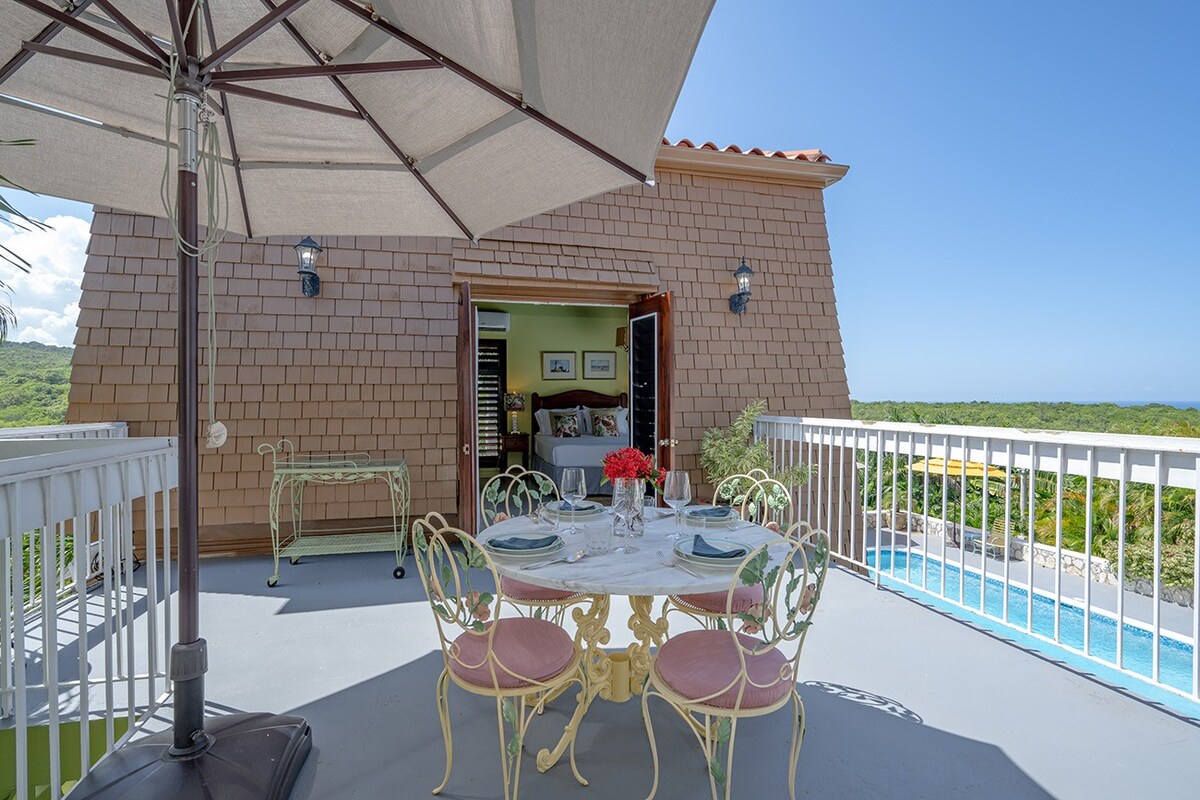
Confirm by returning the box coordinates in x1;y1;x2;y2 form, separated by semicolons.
68;166;849;549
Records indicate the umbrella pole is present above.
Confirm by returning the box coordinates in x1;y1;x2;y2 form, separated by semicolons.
67;8;312;794
170;73;207;755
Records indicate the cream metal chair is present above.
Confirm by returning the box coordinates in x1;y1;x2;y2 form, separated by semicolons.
641;526;831;800
712;469;795;531
479;466;588;625
411;512;588;800
664;521;812;630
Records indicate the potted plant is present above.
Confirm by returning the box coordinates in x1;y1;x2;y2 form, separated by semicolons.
699;400;814;509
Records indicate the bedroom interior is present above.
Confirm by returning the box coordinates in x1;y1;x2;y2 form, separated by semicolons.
476;301;632;502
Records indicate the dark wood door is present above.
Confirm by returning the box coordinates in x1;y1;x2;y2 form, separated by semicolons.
628;292;674;470
456;283;478;533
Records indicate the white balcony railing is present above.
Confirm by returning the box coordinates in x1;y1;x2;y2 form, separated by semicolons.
754;416;1200;708
0;423;129;441
1;436;176;800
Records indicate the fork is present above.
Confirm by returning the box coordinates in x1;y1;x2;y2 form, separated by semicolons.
657;551;702;578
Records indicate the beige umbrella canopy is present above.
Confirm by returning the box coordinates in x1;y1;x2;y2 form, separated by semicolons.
0;0;712;239
0;2;713;798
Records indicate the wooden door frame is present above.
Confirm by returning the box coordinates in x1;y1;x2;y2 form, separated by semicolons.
456;284;671;530
456;282;477;533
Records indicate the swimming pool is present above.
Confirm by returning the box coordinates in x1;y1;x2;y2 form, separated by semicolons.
866;549;1197;708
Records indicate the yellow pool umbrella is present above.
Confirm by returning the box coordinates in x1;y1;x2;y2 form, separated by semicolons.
909;458;1009;480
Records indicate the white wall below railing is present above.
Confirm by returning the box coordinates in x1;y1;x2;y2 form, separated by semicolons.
754;415;1200;708
1;435;176;800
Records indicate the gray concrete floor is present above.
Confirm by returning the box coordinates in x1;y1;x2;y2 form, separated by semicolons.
139;551;1200;799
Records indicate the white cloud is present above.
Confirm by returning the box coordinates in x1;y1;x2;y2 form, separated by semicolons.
0;213;91;347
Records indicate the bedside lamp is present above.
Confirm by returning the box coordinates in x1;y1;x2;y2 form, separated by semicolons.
504;392;526;434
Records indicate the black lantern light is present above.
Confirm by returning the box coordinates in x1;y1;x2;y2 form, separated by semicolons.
293;236;322;298
729;256;753;315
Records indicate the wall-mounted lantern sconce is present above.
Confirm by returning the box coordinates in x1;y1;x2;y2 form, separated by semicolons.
293;236;323;298
615;326;629;352
729;256;753;315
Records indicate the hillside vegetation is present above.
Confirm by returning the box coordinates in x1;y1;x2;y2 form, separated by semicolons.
852;400;1200;437
0;340;73;426
852;400;1198;590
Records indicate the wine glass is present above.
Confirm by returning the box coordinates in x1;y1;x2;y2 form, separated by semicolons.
560;468;587;535
663;470;691;540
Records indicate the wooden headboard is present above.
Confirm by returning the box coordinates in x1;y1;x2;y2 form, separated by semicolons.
532;389;628;413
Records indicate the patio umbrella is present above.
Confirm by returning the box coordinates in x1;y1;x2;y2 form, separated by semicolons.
0;2;714;797
910;458;1008;480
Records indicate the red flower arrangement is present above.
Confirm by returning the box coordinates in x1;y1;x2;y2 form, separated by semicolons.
601;447;665;490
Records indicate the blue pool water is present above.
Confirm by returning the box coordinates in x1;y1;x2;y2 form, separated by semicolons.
866;549;1198;712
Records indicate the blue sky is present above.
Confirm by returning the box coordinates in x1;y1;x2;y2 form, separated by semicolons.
4;0;1198;401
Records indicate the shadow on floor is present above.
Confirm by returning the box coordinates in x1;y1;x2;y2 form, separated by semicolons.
197;552;432;614
281;652;1051;800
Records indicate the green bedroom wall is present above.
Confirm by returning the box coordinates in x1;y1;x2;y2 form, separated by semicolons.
478;302;630;434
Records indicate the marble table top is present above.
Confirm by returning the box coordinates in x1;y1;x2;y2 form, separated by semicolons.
481;508;781;596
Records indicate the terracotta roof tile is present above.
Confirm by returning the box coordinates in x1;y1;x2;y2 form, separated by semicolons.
661;138;831;163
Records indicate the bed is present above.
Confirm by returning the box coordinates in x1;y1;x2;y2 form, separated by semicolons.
531;389;629;496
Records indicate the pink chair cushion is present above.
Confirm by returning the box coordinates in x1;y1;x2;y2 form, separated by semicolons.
674;583;764;615
448;617;576;690
654;630;792;709
500;575;579;603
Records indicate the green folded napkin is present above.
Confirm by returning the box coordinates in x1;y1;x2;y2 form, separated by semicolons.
691;534;747;559
687;506;736;519
488;535;561;551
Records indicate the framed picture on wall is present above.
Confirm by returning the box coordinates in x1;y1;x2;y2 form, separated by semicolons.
582;351;617;380
541;351;577;380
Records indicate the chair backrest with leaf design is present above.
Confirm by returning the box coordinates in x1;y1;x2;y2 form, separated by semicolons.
708;526;831;711
713;469;793;529
411;513;510;688
479;466;560;526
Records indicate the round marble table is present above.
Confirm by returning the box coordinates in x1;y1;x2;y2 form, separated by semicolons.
479;509;781;774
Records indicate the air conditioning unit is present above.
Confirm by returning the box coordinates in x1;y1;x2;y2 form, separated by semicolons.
478;311;510;332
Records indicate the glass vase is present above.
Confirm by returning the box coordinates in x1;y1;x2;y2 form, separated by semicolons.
612;477;646;538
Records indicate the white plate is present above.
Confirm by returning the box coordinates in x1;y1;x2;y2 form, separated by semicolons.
545;500;604;518
682;507;739;528
673;537;751;568
482;534;565;559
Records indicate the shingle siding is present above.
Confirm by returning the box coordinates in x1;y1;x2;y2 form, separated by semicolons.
68;163;850;551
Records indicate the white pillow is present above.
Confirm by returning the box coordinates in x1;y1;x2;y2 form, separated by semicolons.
534;408;553;435
616;407;629;435
575;406;592;435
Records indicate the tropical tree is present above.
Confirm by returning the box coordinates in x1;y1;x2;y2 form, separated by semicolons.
1;137;49;341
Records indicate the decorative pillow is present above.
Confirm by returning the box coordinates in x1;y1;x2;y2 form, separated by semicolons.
590;410;621;437
590;407;629;436
550;411;581;438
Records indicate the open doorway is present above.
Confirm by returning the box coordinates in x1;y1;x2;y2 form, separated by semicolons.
456;289;673;532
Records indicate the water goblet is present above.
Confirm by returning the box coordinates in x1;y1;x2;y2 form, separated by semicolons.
663;470;691;541
560;468;587;536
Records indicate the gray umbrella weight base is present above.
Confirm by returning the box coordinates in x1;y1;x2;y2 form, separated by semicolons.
66;712;312;800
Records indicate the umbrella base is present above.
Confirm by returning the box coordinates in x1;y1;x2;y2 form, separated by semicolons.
67;712;312;800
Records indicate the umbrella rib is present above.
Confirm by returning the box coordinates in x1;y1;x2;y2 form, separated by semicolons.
327;0;650;184
209;60;440;83
19;41;164;79
0;0;95;87
164;0;187;61
261;2;476;239
201;0;254;238
199;0;315;73
214;83;362;119
9;0;165;70
90;0;170;64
